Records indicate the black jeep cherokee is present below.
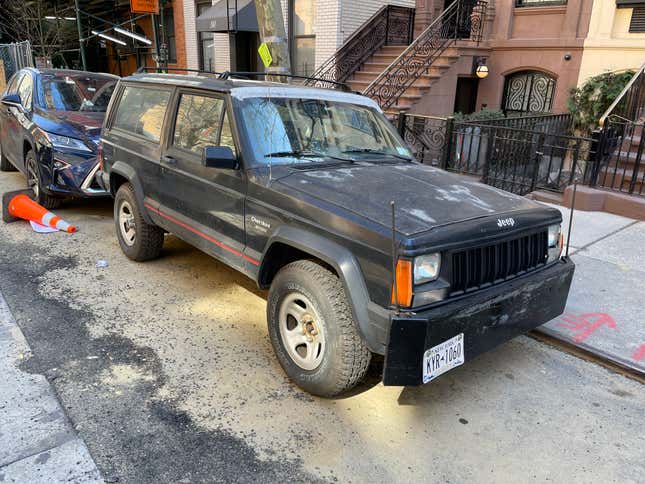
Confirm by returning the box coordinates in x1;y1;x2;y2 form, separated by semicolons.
99;73;574;397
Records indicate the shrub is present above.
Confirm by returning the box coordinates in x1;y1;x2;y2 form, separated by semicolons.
567;70;635;134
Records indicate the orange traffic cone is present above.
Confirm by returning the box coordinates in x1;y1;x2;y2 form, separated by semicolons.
8;194;77;233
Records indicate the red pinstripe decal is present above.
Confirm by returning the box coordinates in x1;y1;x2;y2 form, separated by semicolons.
144;203;260;265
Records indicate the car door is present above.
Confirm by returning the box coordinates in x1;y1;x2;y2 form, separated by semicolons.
0;72;20;164
159;89;248;271
1;72;29;168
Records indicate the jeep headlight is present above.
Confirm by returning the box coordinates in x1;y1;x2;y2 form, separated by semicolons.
547;224;563;262
414;253;441;284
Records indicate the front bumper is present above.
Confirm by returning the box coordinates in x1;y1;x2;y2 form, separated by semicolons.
42;150;108;198
383;258;575;386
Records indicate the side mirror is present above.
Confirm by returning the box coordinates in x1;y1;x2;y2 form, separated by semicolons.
1;93;22;109
202;146;238;169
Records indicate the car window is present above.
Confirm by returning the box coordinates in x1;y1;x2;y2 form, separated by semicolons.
173;94;224;154
17;74;33;110
37;73;117;112
112;86;171;143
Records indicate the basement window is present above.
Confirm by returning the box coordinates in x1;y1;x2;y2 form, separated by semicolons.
515;0;567;6
630;8;645;33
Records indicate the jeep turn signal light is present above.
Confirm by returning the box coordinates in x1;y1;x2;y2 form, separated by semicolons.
392;259;413;307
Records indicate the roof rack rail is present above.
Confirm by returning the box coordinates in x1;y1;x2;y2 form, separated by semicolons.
218;71;352;91
135;66;223;76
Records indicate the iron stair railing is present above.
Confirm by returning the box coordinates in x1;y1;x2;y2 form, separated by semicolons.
304;5;415;87
363;0;487;111
599;62;645;128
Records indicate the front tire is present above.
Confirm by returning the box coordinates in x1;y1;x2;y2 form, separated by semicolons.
267;260;371;397
25;150;61;209
114;183;164;261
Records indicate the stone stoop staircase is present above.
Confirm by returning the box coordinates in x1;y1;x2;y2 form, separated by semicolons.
599;120;645;194
347;45;461;114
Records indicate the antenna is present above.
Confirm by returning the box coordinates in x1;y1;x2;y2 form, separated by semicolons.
390;200;400;314
565;182;577;258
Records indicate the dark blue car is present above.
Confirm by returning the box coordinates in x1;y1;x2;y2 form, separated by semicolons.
0;68;119;208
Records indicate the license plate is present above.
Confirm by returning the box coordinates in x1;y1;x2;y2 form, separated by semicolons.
422;333;465;384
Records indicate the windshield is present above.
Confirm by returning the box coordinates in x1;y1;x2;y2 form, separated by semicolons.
37;73;117;112
237;97;412;165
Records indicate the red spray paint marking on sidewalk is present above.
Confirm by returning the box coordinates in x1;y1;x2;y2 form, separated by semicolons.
632;344;645;362
555;313;617;343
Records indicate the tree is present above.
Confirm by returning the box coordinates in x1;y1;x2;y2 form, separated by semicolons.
0;0;76;61
254;0;291;82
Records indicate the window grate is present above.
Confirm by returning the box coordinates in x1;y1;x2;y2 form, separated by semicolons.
449;231;548;296
630;8;645;33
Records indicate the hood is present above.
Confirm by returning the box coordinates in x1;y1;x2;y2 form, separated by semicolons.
33;109;105;143
275;162;545;235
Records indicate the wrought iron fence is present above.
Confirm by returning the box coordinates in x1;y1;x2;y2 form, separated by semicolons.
397;112;597;196
0;41;33;83
304;5;415;87
398;114;450;165
363;0;487;110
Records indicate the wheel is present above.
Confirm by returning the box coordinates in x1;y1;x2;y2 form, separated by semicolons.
267;260;371;397
0;141;16;171
114;182;164;261
25;150;62;209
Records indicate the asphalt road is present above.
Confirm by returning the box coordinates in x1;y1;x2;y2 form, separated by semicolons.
1;171;644;483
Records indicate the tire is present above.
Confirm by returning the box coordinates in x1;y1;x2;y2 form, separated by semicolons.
114;183;164;261
25;150;62;209
0;141;16;171
267;260;371;397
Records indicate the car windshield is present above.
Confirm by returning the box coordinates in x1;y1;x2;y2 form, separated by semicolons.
237;97;413;165
36;73;117;112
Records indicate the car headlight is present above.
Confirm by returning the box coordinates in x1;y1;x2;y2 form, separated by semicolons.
547;224;563;262
414;253;441;285
44;132;91;152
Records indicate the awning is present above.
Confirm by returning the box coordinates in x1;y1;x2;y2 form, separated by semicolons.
616;0;645;7
196;0;259;32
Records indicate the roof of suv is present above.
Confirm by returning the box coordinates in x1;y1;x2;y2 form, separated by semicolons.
120;73;381;110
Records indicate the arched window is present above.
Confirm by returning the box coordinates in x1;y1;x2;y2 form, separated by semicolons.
502;71;556;114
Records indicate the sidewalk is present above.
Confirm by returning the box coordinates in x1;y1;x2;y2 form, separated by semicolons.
538;203;645;374
0;293;102;483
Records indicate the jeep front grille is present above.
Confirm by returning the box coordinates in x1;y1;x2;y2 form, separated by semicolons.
450;231;548;295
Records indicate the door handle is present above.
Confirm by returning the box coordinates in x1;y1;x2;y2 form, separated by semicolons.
161;155;177;166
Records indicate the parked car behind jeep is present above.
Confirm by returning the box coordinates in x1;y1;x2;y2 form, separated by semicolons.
0;68;118;208
98;73;574;397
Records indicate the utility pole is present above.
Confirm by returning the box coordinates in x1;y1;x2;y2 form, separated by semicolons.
254;0;290;82
74;0;87;70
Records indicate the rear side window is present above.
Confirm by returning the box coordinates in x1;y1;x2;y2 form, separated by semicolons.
112;86;171;143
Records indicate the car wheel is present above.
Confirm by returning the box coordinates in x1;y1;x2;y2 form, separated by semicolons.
114;183;164;261
0;141;16;171
267;260;371;397
25;150;62;209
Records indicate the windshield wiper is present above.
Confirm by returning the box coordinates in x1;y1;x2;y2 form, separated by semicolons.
342;148;412;161
266;150;354;163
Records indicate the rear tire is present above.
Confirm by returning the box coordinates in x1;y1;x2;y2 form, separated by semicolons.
114;183;164;261
25;150;62;209
0;142;15;171
267;260;371;397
